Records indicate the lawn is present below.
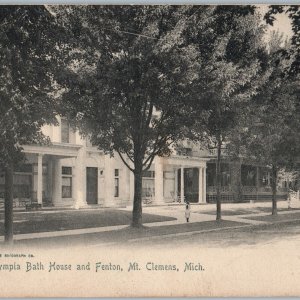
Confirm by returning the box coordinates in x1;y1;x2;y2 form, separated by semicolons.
198;207;300;216
243;212;300;222
131;220;247;237
14;219;247;248
0;209;176;235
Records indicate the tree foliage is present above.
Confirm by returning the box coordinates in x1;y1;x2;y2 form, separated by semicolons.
187;7;268;220
0;6;59;167
57;6;224;227
0;6;59;243
229;30;300;215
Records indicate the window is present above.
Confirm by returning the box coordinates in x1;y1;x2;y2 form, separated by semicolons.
62;167;72;198
114;169;119;197
142;170;155;178
177;147;192;156
62;166;72;175
61;119;70;143
142;170;155;198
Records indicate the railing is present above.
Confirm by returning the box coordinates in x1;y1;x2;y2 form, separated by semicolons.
207;186;233;193
242;186;257;193
207;185;289;194
207;194;235;203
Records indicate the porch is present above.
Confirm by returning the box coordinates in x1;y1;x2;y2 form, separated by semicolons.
143;156;209;205
0;143;82;209
206;161;289;203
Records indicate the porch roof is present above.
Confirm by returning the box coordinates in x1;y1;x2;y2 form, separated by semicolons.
164;155;210;168
22;143;82;158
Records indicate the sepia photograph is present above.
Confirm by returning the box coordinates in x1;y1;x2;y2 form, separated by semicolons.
0;3;300;297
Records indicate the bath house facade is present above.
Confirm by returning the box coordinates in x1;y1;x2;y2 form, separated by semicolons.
0;117;289;208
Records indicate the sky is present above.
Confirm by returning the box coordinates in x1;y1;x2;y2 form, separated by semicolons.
258;4;293;39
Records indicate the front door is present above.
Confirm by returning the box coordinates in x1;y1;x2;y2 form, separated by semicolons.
86;167;98;204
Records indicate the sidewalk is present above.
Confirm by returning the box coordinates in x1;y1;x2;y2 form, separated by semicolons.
2;201;300;245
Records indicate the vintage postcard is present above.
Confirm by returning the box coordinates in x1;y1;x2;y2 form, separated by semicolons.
0;3;300;297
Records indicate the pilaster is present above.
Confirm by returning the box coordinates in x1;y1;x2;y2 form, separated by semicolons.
74;147;87;208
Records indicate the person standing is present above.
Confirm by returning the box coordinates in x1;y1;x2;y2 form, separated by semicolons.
185;202;191;222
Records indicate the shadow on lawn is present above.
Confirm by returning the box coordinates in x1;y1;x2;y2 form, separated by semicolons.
11;219;247;249
200;220;300;248
0;209;176;236
138;219;300;249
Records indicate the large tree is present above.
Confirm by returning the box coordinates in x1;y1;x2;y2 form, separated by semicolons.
57;6;207;227
0;6;59;243
188;7;269;220
232;32;300;215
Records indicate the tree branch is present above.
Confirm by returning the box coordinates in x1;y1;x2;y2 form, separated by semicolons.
117;150;134;172
143;154;156;171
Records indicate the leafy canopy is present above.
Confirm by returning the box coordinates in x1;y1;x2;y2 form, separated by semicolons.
0;6;59;167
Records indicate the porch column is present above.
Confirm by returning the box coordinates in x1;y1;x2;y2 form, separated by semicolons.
74;147;87;208
154;157;163;203
203;167;207;203
198;167;203;203
180;166;184;202
174;169;178;199
37;154;43;204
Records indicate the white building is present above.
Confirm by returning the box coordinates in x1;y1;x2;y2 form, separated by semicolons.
0;117;208;208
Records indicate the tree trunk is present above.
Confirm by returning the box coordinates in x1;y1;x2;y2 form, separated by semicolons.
216;137;222;221
271;165;278;216
132;165;143;228
4;163;14;244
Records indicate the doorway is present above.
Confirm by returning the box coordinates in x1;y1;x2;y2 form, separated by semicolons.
86;167;98;204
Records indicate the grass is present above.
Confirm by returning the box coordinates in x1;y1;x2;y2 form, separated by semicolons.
243;212;300;222
131;220;247;237
0;209;176;235
13;219;247;248
198;207;300;216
